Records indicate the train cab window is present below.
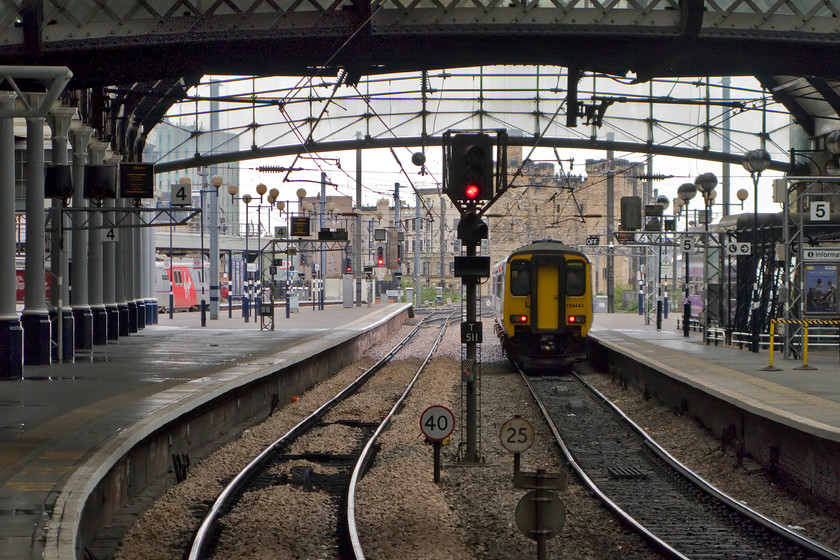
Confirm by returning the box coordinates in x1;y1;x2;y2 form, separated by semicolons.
173;270;183;285
510;260;530;296
566;260;586;296
161;273;168;281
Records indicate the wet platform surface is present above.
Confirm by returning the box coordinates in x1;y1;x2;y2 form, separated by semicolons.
0;303;407;560
589;312;840;438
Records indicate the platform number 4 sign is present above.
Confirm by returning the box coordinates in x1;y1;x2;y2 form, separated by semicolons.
811;201;830;222
171;183;190;207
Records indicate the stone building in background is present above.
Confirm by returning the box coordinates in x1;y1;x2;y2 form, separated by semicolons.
488;146;644;295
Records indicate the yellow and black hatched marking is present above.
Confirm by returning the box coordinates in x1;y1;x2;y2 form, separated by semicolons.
772;318;840;325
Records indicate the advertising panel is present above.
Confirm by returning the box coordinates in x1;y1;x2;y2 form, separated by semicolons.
804;264;838;314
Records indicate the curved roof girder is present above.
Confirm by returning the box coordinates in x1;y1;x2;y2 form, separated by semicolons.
148;69;798;174
4;0;840;87
153;135;791;175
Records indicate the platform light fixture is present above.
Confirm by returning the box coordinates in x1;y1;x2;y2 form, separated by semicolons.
695;172;717;340
742;149;771;353
677;182;697;338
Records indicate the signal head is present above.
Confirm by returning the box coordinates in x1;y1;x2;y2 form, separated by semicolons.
446;133;494;205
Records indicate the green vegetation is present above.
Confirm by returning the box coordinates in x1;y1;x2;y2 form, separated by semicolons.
400;277;461;305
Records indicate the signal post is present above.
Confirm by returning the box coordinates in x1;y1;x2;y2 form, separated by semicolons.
443;130;506;463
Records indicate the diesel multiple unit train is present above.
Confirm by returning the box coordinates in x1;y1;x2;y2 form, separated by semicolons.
490;239;594;371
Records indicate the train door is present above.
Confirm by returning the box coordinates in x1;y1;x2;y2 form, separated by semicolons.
532;256;566;332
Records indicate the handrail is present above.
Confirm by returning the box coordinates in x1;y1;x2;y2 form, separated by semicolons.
765;318;840;371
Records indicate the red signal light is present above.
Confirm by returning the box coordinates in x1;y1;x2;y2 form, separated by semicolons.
377;257;384;266
464;184;480;199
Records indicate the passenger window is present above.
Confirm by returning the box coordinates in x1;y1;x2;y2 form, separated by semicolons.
510;260;530;296
173;270;183;284
566;261;585;296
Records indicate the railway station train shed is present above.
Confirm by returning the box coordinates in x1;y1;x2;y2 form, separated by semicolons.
1;0;840;558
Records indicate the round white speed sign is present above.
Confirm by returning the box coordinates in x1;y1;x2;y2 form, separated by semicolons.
499;416;535;454
420;405;455;441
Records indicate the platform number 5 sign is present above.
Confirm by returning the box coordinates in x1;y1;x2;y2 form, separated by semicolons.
811;201;830;222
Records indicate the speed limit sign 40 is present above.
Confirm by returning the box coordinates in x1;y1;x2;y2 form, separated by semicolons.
420;405;455;441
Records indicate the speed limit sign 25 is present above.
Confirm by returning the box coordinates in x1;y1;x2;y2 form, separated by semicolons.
500;416;535;454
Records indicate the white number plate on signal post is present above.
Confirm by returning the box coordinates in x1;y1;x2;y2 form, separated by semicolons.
681;235;695;252
500;416;534;454
420;405;455;442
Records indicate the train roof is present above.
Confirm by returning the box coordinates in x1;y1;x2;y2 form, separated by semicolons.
508;239;586;258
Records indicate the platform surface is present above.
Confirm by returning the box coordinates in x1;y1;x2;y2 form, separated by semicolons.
0;302;407;560
589;312;840;440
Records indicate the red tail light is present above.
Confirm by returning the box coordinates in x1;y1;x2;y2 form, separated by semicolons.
510;314;528;324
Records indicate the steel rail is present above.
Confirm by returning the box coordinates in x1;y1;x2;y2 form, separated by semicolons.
346;311;456;559
519;366;691;560
579;371;840;560
188;311;442;560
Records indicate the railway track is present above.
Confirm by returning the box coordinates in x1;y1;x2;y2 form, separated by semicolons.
522;368;840;560
188;311;454;560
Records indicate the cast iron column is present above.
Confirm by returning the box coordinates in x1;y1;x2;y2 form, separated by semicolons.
22;98;52;365
0;92;22;376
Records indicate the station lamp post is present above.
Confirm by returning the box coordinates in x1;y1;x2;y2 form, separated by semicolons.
254;183;268;312
742;148;771;352
673;196;684;293
226;183;238;317
209;175;223;321
655;194;670;330
696;172;718;340
677;182;697;337
228;184;253;322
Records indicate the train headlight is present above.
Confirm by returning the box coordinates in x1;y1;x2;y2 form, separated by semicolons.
567;315;585;324
510;314;528;324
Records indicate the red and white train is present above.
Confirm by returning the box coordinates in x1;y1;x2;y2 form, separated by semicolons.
154;261;228;313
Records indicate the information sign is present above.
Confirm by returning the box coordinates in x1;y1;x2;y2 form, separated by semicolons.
725;242;751;256
291;217;310;237
681;235;695;252
804;248;840;261
119;162;154;198
420;405;455;441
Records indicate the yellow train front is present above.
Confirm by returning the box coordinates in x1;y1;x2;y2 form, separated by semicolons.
490;240;593;372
